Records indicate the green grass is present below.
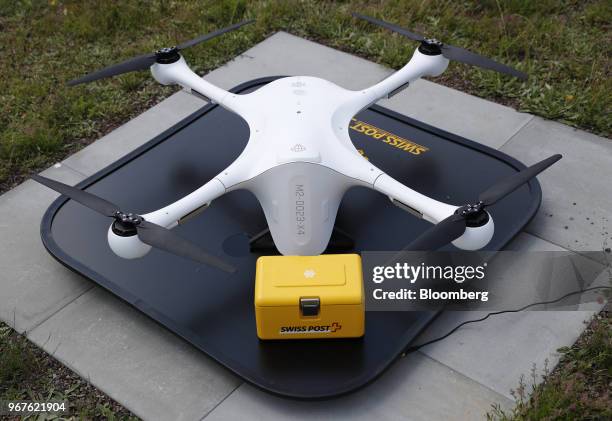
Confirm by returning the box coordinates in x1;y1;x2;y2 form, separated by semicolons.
488;311;611;420
0;0;610;192
0;321;139;420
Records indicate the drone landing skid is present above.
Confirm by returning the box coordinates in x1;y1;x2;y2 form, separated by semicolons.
41;77;541;399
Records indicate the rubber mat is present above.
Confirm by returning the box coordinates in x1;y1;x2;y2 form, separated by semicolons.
42;77;541;398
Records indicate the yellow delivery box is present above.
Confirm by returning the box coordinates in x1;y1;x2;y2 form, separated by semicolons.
254;254;364;340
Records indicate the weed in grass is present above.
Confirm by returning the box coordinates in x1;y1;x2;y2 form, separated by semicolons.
0;324;39;398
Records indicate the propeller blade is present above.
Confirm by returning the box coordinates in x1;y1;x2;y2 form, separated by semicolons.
136;220;236;273
31;174;119;217
176;19;255;50
352;13;425;42
478;154;562;206
31;176;234;272
68;20;254;86
67;52;157;86
440;44;527;80
354;13;526;80
403;213;466;251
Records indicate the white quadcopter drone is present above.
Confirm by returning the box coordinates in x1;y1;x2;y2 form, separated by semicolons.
33;14;561;273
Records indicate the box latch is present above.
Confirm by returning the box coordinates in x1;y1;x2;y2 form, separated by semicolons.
300;297;320;317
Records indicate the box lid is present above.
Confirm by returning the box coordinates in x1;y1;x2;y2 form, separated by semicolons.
255;254;363;307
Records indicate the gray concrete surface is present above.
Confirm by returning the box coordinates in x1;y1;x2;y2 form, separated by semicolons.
28;287;240;421
0;31;609;420
412;233;600;400
205;352;513;421
501;117;612;254
0;163;90;333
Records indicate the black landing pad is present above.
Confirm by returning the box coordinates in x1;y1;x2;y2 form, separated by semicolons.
42;77;541;399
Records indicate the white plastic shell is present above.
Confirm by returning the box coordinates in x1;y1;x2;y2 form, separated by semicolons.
105;47;495;260
451;213;495;250
107;226;151;259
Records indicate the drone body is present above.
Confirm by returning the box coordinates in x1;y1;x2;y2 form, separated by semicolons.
35;16;560;271
119;48;484;259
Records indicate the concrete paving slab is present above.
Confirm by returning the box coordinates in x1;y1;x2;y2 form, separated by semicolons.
28;287;241;421
206;32;533;150
501;117;612;254
62;91;205;176
416;310;597;402
205;32;390;90
204;352;512;421
0;163;91;333
413;233;600;400
383;81;533;150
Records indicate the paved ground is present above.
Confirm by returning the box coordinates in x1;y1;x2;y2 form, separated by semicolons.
1;32;610;421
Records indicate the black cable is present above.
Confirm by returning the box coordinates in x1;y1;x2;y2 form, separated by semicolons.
402;285;611;355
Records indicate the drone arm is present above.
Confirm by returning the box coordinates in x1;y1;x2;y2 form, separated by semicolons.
140;178;226;228
343;48;449;117
150;57;249;117
373;173;457;224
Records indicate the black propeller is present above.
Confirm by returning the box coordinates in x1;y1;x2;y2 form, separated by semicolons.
352;13;527;80
68;19;254;86
31;174;236;273
404;154;562;251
